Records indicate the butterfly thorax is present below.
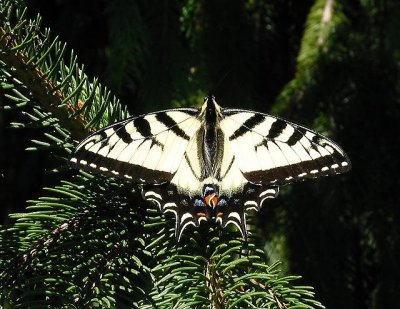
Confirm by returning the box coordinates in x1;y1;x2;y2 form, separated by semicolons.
200;97;224;178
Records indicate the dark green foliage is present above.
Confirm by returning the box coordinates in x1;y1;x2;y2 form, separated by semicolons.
1;0;399;308
1;175;153;307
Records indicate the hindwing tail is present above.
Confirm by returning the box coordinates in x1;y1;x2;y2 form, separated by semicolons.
142;184;202;241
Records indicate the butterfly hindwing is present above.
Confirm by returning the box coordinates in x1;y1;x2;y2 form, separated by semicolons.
142;184;202;241
220;109;351;185
70;108;201;183
242;183;279;212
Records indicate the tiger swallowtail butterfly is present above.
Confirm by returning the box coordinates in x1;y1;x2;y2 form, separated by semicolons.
70;96;350;241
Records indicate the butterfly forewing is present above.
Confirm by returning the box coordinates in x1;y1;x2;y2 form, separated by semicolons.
221;109;351;185
70;109;200;183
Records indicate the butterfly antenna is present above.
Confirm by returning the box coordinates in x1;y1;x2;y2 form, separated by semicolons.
208;69;233;97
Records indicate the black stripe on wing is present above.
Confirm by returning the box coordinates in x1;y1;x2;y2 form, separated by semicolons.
155;113;191;140
229;113;265;140
134;117;153;138
113;123;134;143
266;119;287;139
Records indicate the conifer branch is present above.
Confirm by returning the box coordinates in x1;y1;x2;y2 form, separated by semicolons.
249;278;287;309
0;26;89;140
205;258;225;308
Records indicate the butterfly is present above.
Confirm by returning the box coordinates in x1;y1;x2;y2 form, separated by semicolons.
70;96;350;241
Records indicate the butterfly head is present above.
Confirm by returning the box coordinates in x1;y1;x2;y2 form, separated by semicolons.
200;95;222;125
201;95;221;113
203;94;215;102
